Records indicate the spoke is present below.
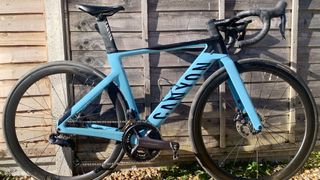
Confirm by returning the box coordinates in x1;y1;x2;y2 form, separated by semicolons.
18;128;51;132
34;81;52;113
233;138;245;167
260;76;279;113
60;74;68;108
263;109;296;121
23;91;50;115
220;137;246;166
18;102;53;118
264;121;296;132
16;114;54;120
256;137;263;178
263;126;289;144
50;80;67;110
223;97;236;110
257;72;266;111
57;147;64;175
35;142;50;163
19;133;50;142
262;86;291;117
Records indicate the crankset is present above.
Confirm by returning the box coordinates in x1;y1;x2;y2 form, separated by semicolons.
122;122;180;162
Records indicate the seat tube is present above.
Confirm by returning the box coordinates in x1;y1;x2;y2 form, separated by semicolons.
96;18;118;53
220;56;262;132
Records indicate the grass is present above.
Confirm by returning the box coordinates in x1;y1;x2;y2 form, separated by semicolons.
304;151;320;169
0;169;14;180
160;163;210;180
160;151;320;179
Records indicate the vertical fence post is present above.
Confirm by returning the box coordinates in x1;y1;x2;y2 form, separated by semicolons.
289;0;299;143
218;0;226;149
141;0;150;119
45;0;72;175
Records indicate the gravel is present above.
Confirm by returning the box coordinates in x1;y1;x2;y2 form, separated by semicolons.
103;167;320;180
7;167;320;179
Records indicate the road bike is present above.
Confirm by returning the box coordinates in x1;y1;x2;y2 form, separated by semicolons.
3;1;318;179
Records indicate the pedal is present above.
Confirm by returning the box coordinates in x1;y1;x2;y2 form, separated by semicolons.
138;137;180;160
170;142;180;160
49;133;74;149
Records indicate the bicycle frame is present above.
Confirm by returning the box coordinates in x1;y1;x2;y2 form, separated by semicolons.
57;39;262;142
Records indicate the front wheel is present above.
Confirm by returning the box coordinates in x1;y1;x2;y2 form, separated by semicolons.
189;59;318;179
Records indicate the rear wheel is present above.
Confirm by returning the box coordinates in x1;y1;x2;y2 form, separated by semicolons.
3;61;127;179
189;59;318;179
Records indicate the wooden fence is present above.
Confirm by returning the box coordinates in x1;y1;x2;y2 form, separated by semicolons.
1;0;320;176
0;0;47;175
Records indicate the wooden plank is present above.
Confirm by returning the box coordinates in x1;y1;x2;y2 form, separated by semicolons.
299;0;320;10
0;111;52;129
149;31;208;46
0;46;47;64
70;32;143;50
0;32;46;46
0;80;17;98
241;30;290;48
148;0;219;11
69;12;141;32
225;0;292;10
74;85;145;103
72;50;144;67
149;51;198;67
92;67;145;86
149;30;289;48
0;78;50;98
0;0;44;14
150;67;210;86
298;11;320;29
0;14;45;32
0;126;51;143
297;63;320;81
298;30;320;47
306;80;320;98
148;11;218;31
0;63;42;80
232;47;290;63
0;96;51;113
151;85;202;103
242;13;292;30
68;0;141;12
148;0;292;12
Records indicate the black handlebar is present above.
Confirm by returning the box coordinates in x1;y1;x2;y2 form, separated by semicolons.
234;0;287;47
208;0;287;48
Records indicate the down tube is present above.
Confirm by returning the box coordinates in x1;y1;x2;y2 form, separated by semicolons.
148;52;227;127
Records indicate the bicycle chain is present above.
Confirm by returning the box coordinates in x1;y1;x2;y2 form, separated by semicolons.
80;159;158;167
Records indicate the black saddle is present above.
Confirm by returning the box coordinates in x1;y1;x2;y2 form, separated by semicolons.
77;4;124;17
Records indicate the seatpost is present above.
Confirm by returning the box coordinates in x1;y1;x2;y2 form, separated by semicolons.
96;16;118;53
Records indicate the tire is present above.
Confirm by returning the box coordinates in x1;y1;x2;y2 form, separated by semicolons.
189;58;318;179
3;61;127;179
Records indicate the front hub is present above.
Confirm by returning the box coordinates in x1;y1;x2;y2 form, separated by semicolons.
233;111;262;138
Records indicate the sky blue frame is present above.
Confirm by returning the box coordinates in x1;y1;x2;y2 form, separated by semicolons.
57;43;262;142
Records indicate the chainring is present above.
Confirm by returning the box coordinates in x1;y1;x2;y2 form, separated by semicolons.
122;122;161;162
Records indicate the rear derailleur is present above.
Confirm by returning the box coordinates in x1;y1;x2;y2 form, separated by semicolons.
122;121;180;162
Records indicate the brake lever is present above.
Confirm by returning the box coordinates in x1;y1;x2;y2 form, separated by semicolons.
279;14;286;39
